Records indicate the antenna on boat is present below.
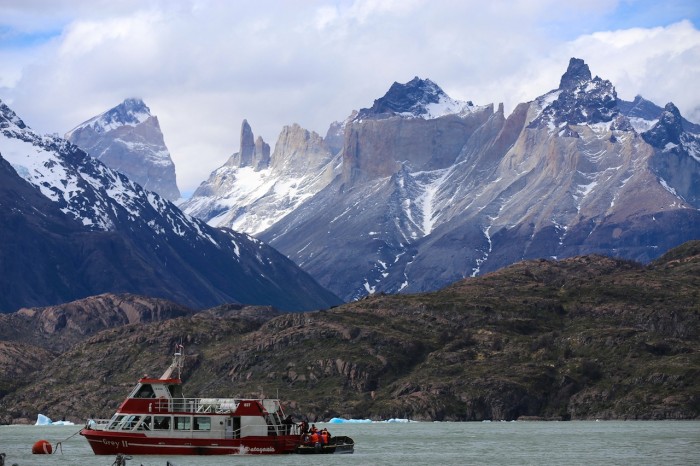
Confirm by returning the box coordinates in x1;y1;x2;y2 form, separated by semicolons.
160;343;184;380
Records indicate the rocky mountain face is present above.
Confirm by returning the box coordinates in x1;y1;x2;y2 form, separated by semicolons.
0;293;193;352
66;98;181;201
255;58;700;301
181;120;340;235
0;341;54;400
1;242;698;424
0;100;341;312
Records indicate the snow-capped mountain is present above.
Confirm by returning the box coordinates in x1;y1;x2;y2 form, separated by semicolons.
354;76;481;121
66;98;181;201
253;58;700;301
181;77;482;236
0;100;341;312
181;120;340;235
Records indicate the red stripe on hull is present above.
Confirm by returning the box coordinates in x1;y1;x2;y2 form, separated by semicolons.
81;429;300;455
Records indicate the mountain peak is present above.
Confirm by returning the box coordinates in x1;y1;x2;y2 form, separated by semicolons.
0;99;28;130
66;98;152;137
230;119;270;170
529;58;618;129
100;98;151;129
559;57;592;90
65;98;181;201
642;102;684;147
355;76;474;121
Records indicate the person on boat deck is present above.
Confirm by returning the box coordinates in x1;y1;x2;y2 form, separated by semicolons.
299;420;309;434
282;415;294;434
320;428;330;444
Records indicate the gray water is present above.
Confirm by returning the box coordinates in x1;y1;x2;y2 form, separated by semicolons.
1;421;698;465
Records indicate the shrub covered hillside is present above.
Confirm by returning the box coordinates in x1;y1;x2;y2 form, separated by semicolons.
1;242;698;423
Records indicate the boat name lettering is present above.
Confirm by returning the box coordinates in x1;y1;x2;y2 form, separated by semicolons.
101;439;128;448
248;447;275;453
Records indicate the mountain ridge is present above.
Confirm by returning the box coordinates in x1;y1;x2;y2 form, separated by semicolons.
64;58;700;304
0;99;342;312
180;120;340;235
255;58;700;300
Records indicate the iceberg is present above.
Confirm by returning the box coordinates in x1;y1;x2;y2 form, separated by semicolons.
328;417;372;424
35;414;52;425
35;414;75;426
52;420;76;426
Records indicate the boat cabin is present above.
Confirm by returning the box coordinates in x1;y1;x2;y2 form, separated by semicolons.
100;376;296;439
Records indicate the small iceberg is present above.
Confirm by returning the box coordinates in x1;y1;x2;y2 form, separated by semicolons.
328;417;372;424
35;414;75;426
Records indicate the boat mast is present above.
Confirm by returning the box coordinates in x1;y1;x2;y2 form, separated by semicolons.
160;344;184;379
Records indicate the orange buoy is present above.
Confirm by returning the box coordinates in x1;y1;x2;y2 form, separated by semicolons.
32;439;53;454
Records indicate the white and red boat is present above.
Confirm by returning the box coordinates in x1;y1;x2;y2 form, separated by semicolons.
80;346;304;455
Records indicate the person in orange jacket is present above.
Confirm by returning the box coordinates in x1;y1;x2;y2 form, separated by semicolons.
320;428;330;445
310;430;320;445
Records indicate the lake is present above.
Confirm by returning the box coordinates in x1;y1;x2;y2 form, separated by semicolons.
1;421;698;465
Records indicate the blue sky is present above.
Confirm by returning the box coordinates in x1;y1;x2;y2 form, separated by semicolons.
1;0;699;195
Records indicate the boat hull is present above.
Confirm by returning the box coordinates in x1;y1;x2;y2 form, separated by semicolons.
295;436;354;454
81;428;300;455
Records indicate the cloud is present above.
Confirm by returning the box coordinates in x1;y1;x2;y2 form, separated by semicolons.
1;0;699;195
562;21;700;115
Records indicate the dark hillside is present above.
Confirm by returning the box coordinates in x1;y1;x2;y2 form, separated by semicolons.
1;242;698;423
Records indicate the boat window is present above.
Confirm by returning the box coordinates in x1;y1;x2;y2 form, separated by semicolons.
153;416;170;430
121;415;141;430
174;416;191;431
193;417;211;431
137;416;152;431
107;415;126;430
167;384;183;398
134;384;155;398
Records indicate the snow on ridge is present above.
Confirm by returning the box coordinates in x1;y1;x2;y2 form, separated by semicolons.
397;94;485;120
0;132;72;202
66;100;151;138
532;90;561;120
686;137;700;163
629;117;658;134
112;139;175;166
421;95;480;119
2;111;222;248
91;110;150;133
658;177;679;197
471;220;495;277
414;167;451;235
195;159;334;236
589;121;613;133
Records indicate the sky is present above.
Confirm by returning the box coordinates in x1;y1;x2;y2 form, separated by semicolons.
1;0;699;197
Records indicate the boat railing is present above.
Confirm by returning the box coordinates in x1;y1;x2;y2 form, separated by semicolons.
85;418;111;430
152;397;239;414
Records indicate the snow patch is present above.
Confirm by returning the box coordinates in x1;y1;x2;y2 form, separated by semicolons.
658;177;678;196
629;117;657;134
415;167;451;235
